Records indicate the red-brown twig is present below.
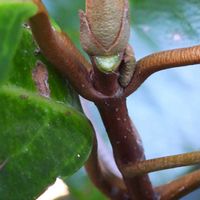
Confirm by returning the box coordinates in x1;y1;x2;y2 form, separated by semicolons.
123;151;200;177
125;45;200;96
90;63;156;199
85;128;129;200
96;98;156;200
156;169;200;200
29;0;104;101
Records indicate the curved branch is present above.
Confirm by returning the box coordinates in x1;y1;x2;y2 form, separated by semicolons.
29;0;103;101
155;169;200;200
123;151;200;177
124;45;200;96
85;128;129;200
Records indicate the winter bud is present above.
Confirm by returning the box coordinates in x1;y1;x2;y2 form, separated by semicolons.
80;0;130;56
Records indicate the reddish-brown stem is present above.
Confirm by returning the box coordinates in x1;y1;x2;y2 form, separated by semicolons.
156;169;200;200
123;151;200;177
89;56;157;199
85;131;129;200
96;98;157;200
29;0;104;101
89;65;155;199
125;45;200;96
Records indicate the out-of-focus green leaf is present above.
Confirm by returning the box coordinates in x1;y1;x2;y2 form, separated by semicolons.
130;0;200;51
43;0;84;46
0;0;37;84
0;28;93;200
128;0;200;192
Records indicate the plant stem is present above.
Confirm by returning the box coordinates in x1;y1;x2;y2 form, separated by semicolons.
123;151;200;177
96;98;157;200
125;45;200;96
30;0;104;101
156;169;200;200
85;129;129;200
91;64;157;199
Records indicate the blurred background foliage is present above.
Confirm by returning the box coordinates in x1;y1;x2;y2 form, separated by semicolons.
42;0;200;199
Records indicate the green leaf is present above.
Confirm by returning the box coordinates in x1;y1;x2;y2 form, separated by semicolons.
130;0;200;51
43;0;84;47
0;0;37;84
0;27;93;199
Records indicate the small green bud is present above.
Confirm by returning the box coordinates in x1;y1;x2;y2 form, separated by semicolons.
94;55;121;73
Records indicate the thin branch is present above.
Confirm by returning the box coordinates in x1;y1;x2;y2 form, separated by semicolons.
123;151;200;177
29;0;103;101
85;128;129;200
124;45;200;96
155;169;200;200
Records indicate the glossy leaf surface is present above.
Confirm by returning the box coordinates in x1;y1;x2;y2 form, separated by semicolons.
0;27;93;200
